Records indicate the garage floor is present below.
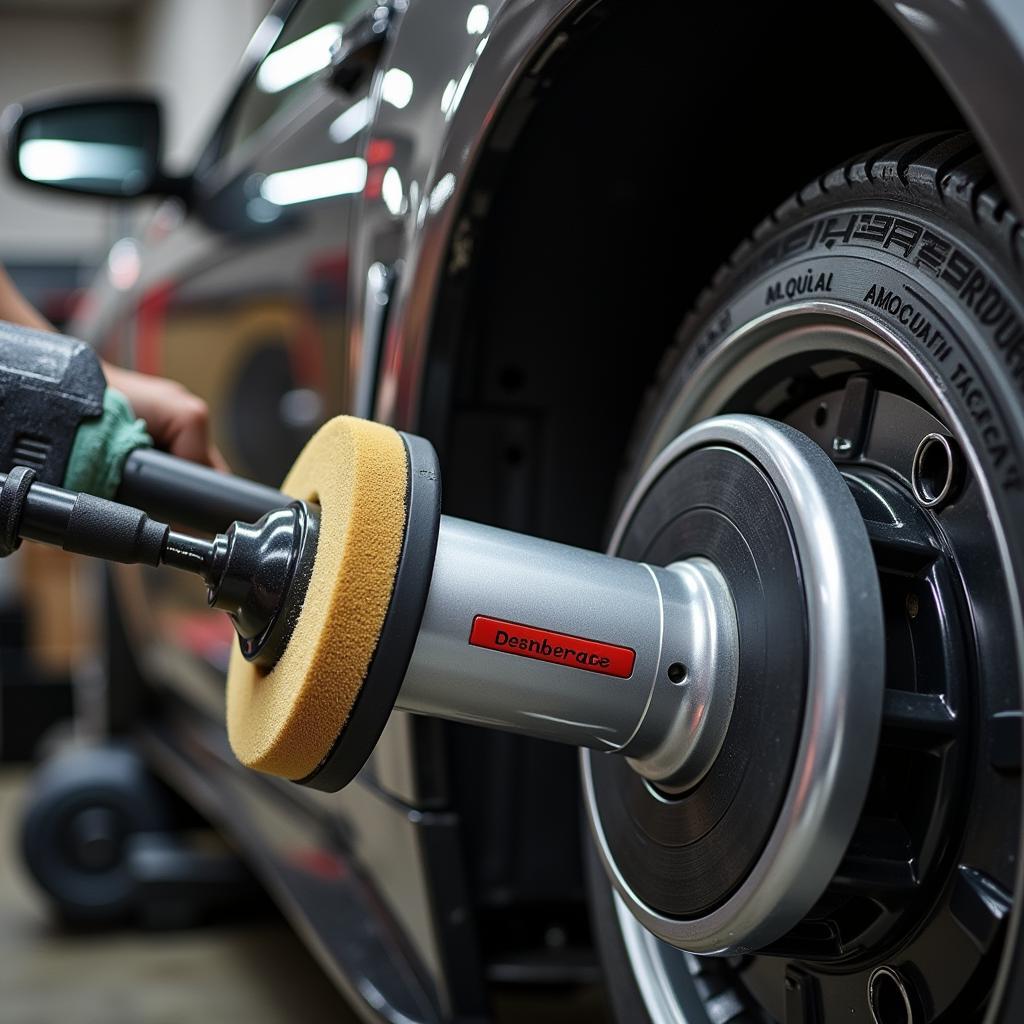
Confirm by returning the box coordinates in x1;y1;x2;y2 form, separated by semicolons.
0;766;611;1023
0;767;357;1024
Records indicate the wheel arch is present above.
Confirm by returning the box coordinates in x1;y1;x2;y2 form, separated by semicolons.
384;0;1024;545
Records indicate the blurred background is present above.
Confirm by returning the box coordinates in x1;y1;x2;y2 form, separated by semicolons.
0;0;267;325
0;3;359;1021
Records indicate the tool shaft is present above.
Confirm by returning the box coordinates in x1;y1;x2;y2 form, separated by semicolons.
16;475;171;566
118;447;286;533
0;468;309;668
396;516;738;787
14;474;223;577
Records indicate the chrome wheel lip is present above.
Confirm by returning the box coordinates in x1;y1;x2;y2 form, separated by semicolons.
584;412;885;954
637;301;921;462
612;892;699;1024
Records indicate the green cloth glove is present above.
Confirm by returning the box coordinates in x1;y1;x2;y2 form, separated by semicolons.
63;387;152;498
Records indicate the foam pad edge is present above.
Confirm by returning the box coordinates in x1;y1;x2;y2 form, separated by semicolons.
225;416;408;780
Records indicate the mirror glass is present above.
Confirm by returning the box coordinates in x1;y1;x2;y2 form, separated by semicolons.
15;101;160;197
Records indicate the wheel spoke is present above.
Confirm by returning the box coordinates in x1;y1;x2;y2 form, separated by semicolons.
881;690;957;750
844;477;942;572
990;710;1022;773
831;374;876;461
784;966;823;1024
832;818;918;894
950;866;1011;953
864;522;941;572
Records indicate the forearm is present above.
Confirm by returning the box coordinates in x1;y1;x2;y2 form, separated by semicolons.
0;267;124;397
0;266;52;332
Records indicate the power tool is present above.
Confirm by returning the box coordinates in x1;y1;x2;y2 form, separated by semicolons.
0;321;884;954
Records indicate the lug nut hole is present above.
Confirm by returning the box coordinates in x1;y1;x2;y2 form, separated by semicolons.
912;432;961;508
667;662;688;684
868;966;915;1024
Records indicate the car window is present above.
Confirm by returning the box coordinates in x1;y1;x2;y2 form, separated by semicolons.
222;0;369;160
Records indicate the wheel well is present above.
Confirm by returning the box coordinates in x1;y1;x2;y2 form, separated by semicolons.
428;0;963;545
425;0;966;955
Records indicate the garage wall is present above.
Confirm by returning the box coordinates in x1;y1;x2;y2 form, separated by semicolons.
0;12;136;263
0;0;271;267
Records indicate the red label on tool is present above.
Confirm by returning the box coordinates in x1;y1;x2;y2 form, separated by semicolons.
469;616;636;678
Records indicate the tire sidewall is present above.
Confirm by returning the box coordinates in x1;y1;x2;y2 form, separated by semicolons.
655;199;1024;542
592;195;1024;1023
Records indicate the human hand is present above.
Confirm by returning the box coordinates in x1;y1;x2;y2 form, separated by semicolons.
103;362;227;470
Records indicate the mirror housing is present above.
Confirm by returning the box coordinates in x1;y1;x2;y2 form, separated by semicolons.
5;95;188;200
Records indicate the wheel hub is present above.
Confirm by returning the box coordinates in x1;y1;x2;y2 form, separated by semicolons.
584;414;885;954
597;306;1020;1022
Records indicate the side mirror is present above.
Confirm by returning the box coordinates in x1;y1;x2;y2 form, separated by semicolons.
5;96;184;200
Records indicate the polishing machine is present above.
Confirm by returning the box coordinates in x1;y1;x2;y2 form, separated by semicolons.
0;325;885;955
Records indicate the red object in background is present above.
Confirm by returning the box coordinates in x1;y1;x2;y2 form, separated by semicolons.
363;164;386;201
364;138;395;165
363;136;396;201
135;281;174;375
288;847;348;881
168;611;235;662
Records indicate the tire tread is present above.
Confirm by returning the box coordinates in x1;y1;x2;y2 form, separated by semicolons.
614;132;1023;514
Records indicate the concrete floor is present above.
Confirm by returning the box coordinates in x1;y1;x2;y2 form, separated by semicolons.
0;765;613;1024
0;767;357;1024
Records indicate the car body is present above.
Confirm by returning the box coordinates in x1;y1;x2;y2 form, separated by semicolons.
13;0;1024;1020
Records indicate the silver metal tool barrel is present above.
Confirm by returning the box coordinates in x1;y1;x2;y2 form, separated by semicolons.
395;516;739;788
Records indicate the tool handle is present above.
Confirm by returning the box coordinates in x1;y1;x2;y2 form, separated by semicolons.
1;465;169;566
117;448;287;533
0;460;314;670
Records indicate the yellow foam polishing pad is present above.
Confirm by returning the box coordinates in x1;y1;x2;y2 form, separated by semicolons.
226;416;408;779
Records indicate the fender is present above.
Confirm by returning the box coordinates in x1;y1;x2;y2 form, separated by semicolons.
360;0;1024;433
877;0;1024;215
356;0;581;430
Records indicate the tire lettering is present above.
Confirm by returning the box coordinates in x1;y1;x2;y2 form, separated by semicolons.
743;212;1024;401
863;284;952;362
950;362;1022;489
702;208;1024;494
765;269;833;305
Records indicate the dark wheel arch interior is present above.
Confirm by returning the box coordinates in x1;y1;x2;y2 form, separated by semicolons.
427;0;965;543
419;0;970;986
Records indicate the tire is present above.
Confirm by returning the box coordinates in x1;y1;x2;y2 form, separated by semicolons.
20;745;171;926
588;132;1024;1023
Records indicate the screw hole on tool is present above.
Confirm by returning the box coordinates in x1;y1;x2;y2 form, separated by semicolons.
912;432;961;508
814;402;828;427
667;662;688;684
868;966;915;1024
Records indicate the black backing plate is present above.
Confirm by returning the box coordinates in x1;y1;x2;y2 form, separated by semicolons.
590;445;807;918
